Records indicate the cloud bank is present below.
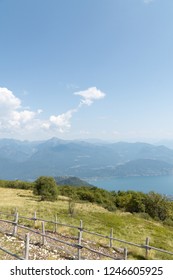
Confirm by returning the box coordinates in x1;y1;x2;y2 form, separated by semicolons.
0;87;39;131
0;86;106;138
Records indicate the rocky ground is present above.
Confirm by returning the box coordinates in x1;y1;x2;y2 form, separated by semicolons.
0;221;124;260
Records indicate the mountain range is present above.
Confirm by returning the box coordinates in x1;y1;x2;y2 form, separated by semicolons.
0;137;173;180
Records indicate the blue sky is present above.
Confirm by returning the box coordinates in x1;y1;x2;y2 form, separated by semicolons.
0;0;173;142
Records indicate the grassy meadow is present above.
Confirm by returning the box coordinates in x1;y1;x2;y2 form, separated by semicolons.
0;187;173;260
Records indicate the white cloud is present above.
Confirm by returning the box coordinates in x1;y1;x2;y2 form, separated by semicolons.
0;87;21;112
0;87;38;131
48;109;77;133
74;87;106;106
42;87;106;133
10;110;36;125
0;86;106;138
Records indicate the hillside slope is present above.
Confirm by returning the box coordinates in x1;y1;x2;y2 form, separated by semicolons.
55;176;94;187
0;187;173;260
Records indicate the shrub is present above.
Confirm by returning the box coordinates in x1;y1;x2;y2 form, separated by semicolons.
163;218;173;227
68;198;76;217
144;192;170;221
126;192;146;213
33;176;58;201
0;179;33;190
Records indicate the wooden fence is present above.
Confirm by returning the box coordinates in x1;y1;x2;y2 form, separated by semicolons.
0;210;173;260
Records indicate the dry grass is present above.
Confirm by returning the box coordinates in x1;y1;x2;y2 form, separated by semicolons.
0;187;173;260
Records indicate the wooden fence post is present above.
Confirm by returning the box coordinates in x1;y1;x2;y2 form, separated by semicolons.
24;233;30;260
13;212;18;236
124;248;128;260
78;220;83;260
33;211;37;228
145;237;150;259
42;221;46;245
54;214;58;233
109;228;113;248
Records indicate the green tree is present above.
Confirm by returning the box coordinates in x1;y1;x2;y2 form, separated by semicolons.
144;192;170;221
115;191;133;209
33;176;58;201
126;192;146;213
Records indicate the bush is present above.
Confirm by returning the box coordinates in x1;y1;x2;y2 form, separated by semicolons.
59;185;173;220
144;192;170;221
134;212;151;220
163;218;173;227
0;179;33;190
115;191;133;209
126;192;146;213
33;176;58;201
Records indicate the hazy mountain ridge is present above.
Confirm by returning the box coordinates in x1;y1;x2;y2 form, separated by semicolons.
0;138;173;180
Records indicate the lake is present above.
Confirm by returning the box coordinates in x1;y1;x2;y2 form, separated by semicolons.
87;175;173;196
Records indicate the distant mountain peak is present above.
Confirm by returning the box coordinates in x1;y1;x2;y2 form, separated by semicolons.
0;138;173;180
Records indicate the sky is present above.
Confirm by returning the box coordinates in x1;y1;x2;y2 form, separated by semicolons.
0;0;173;142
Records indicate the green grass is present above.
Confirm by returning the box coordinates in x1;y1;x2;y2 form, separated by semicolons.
0;187;173;260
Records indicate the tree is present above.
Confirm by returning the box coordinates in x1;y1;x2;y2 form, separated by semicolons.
126;192;146;213
115;191;133;209
144;192;170;221
33;176;58;201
